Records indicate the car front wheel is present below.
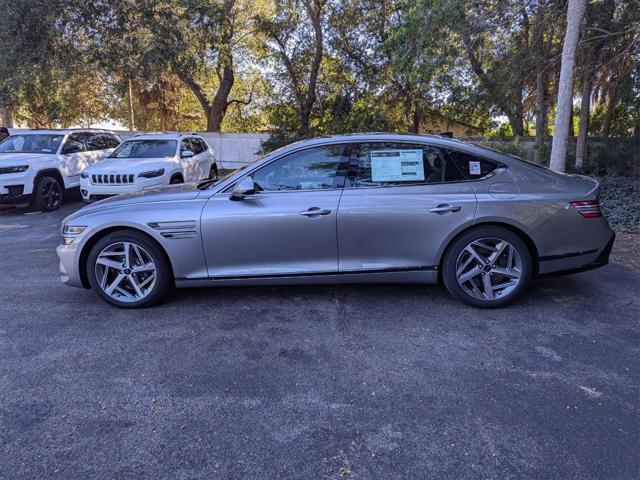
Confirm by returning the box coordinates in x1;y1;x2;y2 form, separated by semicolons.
442;226;532;308
86;231;172;308
32;175;63;211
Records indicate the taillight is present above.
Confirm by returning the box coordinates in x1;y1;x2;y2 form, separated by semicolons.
570;199;602;218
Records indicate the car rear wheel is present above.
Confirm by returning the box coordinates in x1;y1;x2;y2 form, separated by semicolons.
32;175;63;211
442;226;532;308
208;164;218;180
87;231;172;308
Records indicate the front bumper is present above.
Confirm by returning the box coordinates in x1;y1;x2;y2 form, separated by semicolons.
56;242;85;288
80;177;166;200
0;184;31;204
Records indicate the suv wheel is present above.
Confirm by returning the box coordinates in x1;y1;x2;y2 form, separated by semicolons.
32;175;63;211
208;164;218;180
442;226;532;308
87;231;172;308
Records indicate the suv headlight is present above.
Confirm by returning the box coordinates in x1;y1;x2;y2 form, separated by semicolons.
80;171;89;179
138;168;165;178
0;165;28;174
62;225;87;245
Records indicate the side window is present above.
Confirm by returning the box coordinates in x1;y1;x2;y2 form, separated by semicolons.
99;134;120;149
444;149;499;182
190;138;205;155
353;142;446;187
180;139;194;155
195;138;208;154
84;133;102;151
61;133;86;154
252;145;346;192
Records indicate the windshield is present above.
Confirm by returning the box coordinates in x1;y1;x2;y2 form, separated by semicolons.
109;140;177;159
0;134;64;154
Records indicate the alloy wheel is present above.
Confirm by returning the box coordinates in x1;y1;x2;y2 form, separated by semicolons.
94;241;157;303
41;179;62;209
455;237;523;301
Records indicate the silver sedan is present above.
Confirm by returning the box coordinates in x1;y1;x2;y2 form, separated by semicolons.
57;134;615;308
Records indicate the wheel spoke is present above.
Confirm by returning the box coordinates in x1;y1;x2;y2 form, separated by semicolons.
124;243;132;268
115;286;135;300
488;241;507;264
458;267;481;284
138;273;156;289
105;273;125;295
128;276;144;298
456;255;475;276
492;267;521;279
464;245;486;265
481;273;494;300
96;258;123;270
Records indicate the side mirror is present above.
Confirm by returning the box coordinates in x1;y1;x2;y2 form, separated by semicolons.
181;150;194;158
230;176;256;201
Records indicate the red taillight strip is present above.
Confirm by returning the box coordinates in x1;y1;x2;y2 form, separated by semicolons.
570;200;602;218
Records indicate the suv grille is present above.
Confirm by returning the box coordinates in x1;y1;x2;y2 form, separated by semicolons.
92;174;135;185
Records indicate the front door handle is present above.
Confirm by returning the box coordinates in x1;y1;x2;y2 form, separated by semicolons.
429;204;462;214
299;207;332;217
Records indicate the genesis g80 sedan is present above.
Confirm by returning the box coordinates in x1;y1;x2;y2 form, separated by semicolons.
57;134;615;308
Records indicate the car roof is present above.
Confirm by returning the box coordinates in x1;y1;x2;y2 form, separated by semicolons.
127;132;204;141
13;128;117;135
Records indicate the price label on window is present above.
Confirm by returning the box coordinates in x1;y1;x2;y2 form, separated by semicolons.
370;149;425;182
469;161;481;175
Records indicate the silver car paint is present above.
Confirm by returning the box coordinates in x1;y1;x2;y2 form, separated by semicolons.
57;133;614;290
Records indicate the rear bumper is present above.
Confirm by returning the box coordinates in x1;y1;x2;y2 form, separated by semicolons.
539;232;615;277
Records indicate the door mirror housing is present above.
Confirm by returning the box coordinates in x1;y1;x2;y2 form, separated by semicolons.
181;150;194;158
230;176;256;200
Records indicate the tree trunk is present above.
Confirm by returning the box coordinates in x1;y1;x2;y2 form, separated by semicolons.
601;80;619;138
298;0;324;136
0;107;15;127
127;78;135;132
575;75;592;168
410;104;421;134
549;0;586;172
532;1;547;164
207;63;234;132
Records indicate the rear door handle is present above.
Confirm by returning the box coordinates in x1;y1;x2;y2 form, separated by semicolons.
429;204;462;214
299;207;332;217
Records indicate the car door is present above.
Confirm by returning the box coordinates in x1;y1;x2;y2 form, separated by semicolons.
179;138;200;181
59;133;92;185
193;138;212;178
200;144;350;277
337;142;479;273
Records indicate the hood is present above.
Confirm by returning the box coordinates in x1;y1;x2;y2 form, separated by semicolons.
71;182;203;218
0;153;56;165
85;157;178;174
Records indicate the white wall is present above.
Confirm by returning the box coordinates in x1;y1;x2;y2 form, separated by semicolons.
117;131;269;169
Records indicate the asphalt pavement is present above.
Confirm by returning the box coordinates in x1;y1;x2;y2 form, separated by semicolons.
1;199;638;479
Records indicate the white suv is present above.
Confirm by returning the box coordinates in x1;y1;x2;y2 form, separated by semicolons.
0;129;121;211
80;133;218;202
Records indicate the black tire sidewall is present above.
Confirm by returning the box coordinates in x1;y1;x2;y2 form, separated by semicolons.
33;175;63;211
86;231;172;308
442;226;532;308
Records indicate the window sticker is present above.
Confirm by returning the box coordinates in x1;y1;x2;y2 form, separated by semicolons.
469;160;481;175
370;149;424;182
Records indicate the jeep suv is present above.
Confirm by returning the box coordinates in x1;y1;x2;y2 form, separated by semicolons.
0;129;121;211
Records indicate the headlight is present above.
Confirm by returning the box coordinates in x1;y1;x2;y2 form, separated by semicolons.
61;225;87;245
80;171;89;179
62;225;87;235
138;168;165;178
0;165;28;174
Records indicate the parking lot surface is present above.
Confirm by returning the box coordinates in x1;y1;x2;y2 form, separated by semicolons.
1;199;638;479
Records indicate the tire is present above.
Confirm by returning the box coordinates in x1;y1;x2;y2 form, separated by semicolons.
208;164;218;180
441;225;532;308
32;175;63;211
86;230;172;308
170;174;183;184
